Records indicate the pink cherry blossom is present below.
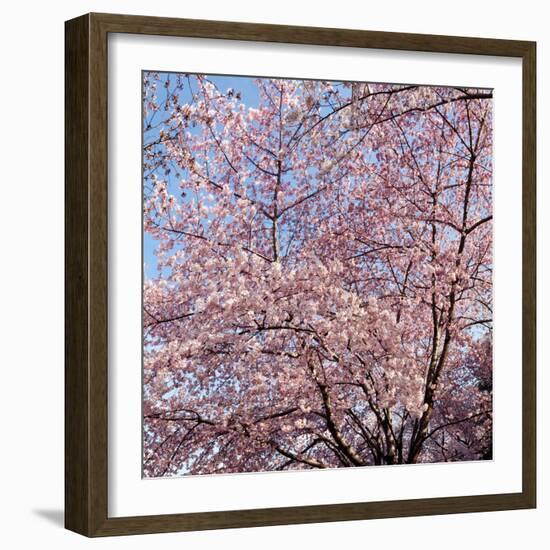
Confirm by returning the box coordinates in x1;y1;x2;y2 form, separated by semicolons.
142;74;493;476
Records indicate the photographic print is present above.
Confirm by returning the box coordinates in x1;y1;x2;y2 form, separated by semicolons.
142;73;493;478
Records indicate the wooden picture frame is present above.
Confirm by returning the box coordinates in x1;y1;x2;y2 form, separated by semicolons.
65;12;536;537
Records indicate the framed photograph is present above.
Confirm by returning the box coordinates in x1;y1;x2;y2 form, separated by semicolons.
65;12;536;537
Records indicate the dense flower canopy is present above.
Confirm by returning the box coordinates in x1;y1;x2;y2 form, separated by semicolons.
142;73;493;477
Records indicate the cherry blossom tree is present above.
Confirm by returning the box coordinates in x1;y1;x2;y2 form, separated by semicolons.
142;73;493;476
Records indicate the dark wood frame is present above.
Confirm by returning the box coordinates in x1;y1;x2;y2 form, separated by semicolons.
65;12;536;537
